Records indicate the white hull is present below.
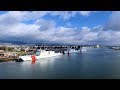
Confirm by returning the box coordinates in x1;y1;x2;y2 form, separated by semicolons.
64;49;79;54
81;47;86;52
64;48;87;54
18;50;62;61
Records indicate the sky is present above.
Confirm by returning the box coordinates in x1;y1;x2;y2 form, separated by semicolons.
0;11;120;45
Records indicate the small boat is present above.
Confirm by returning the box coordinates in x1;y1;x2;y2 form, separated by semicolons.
16;49;62;62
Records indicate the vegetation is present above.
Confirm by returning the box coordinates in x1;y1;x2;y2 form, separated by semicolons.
7;47;15;52
18;51;27;56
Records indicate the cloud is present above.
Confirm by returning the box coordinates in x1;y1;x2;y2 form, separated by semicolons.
35;19;56;31
104;11;120;31
79;11;93;16
0;11;50;23
1;11;120;45
49;11;96;20
0;11;82;44
0;11;96;22
49;11;77;20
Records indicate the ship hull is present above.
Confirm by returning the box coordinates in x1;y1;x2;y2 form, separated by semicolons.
16;51;62;62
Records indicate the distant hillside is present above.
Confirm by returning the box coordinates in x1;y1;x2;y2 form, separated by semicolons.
0;40;107;46
0;40;28;45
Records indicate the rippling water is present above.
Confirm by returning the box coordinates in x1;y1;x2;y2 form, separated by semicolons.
1;47;120;79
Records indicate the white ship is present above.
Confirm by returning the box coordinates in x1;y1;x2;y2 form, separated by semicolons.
96;45;100;48
81;47;86;52
64;47;86;54
16;49;62;62
64;48;79;54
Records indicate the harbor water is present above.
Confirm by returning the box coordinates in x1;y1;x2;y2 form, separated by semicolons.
0;47;120;79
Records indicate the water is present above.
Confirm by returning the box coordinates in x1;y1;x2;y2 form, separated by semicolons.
1;47;120;79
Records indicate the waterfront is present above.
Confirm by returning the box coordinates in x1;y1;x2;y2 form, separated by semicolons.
1;47;120;79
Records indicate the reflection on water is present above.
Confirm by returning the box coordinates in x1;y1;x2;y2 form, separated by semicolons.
1;48;120;79
17;55;62;76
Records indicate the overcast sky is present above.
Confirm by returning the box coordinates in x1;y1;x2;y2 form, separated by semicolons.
0;11;120;45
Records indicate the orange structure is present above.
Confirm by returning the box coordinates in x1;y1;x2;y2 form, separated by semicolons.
31;55;36;64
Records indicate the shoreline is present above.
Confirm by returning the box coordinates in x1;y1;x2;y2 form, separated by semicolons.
0;57;17;62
